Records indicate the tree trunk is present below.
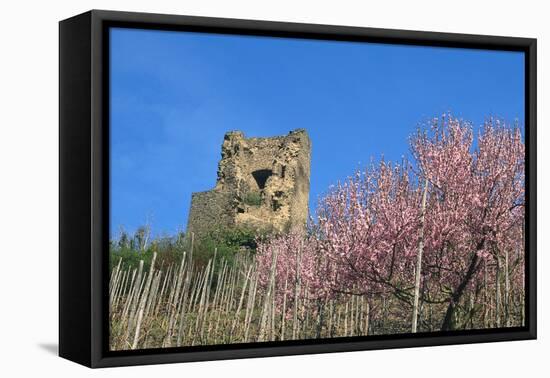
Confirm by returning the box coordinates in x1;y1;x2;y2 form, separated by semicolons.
441;251;480;331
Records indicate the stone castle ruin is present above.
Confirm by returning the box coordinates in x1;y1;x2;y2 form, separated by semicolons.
186;129;311;238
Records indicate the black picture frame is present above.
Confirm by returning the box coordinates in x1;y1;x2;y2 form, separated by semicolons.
59;9;537;368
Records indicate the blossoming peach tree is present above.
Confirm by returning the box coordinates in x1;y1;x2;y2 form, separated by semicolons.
256;114;525;333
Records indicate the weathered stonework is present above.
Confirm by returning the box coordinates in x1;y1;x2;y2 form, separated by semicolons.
187;129;311;238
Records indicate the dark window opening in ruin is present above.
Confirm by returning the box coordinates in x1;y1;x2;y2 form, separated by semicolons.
281;165;286;178
272;200;282;212
252;169;272;190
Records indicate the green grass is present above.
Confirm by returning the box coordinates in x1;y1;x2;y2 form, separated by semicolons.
243;191;262;206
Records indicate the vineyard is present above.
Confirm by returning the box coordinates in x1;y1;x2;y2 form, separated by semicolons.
109;115;525;350
110;247;376;350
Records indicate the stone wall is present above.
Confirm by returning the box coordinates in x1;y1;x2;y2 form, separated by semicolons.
186;129;311;238
186;190;235;237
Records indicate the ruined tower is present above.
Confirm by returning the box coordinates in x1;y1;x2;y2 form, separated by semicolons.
186;129;311;238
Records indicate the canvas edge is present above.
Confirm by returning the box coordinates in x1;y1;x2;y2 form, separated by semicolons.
59;10;94;367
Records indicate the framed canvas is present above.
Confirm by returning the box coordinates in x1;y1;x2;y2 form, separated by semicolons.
59;10;537;368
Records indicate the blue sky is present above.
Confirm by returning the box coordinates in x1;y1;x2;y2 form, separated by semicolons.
110;27;524;238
